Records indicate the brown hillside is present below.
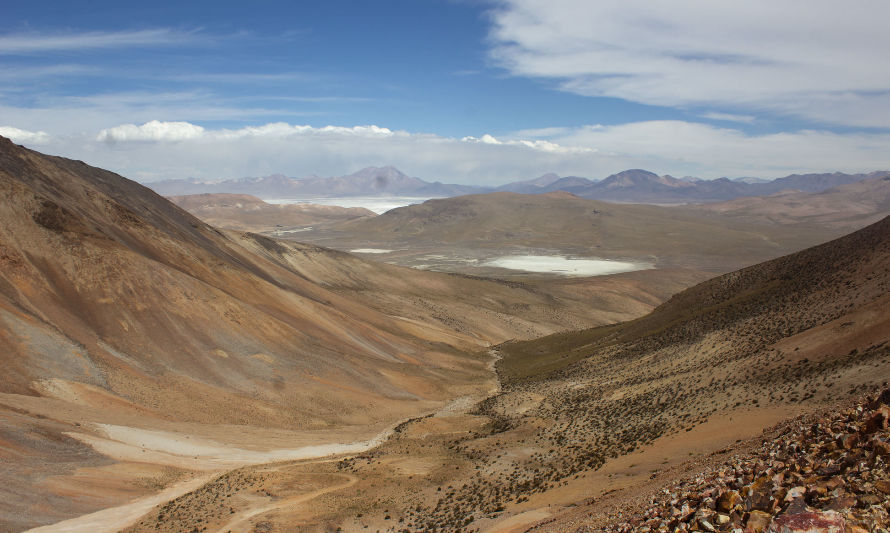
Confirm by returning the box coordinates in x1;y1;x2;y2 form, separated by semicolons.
0;137;667;530
376;216;890;531
696;175;890;230
122;217;890;533
297;191;856;273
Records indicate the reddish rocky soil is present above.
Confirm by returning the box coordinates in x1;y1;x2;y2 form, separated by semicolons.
539;390;890;533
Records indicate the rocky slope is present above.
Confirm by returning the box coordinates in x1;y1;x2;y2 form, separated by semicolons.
552;390;890;532
397;215;890;530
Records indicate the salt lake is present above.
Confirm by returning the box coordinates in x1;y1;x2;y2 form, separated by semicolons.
264;196;436;214
482;255;651;277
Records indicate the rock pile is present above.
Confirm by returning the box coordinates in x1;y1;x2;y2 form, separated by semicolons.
595;391;890;533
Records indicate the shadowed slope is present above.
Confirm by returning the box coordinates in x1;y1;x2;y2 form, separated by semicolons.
0;135;481;427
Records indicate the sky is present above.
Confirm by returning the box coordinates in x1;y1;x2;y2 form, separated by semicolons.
1;0;889;184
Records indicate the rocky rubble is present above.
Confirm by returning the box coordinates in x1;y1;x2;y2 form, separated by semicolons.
593;391;890;533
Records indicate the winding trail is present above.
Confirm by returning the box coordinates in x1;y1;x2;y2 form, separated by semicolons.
215;471;358;533
23;423;399;533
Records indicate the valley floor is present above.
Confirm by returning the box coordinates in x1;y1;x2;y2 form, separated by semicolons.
41;354;886;533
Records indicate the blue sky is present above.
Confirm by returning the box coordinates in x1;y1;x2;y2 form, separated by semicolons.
2;0;890;184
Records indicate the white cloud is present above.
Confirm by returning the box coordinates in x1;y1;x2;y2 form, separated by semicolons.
461;132;593;154
537;121;890;178
9;120;617;183
0;92;332;139
97;120;205;142
488;0;890;127
0;29;196;54
4;119;890;184
0;126;50;144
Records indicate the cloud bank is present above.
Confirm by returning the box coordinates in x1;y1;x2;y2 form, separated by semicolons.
488;0;890;127
97;120;205;142
3;120;889;184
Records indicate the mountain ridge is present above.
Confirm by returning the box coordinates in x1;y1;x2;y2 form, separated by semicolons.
151;166;485;197
150;166;890;205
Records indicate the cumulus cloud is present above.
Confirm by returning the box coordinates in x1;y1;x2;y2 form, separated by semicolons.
0;126;50;144
462;133;593;154
6;119;890;184
488;0;890;127
97;121;411;144
97;120;205;142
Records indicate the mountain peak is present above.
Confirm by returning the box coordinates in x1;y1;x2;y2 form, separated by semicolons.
600;169;662;188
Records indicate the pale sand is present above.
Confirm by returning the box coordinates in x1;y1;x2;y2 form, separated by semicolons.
63;422;398;471
26;474;216;533
25;423;398;533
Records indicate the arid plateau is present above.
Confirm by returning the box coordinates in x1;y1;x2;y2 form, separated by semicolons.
2;136;890;533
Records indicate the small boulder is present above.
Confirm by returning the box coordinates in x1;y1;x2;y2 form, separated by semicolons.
839;433;859;450
824;495;857;511
748;476;774;511
863;411;887;434
874;480;890;494
718;490;742;512
744;510;772;533
784;487;806;501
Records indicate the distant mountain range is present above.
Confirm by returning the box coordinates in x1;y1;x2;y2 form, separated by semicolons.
149;166;890;204
495;169;890;203
151;166;482;198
